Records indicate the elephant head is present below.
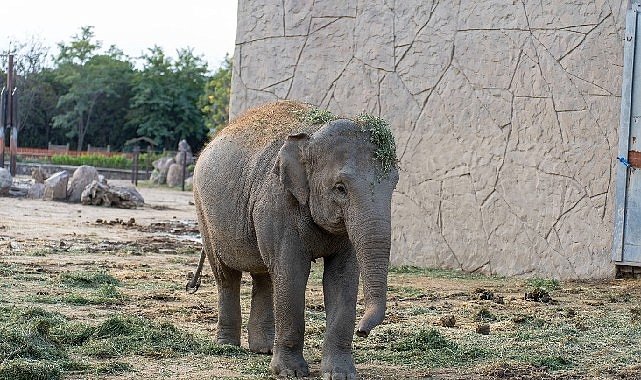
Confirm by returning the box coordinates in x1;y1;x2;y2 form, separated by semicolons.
274;118;399;337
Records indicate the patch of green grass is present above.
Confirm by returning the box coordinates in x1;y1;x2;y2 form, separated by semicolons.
533;355;572;370
474;308;497;322
59;271;119;288
81;315;247;359
392;329;454;351
388;285;427;299
63;284;127;306
356;327;486;368
0;306;243;378
389;265;488;280
526;278;560;291
0;359;61;380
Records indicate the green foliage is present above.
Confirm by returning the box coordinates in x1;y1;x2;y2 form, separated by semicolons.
200;55;232;134
7;27;226;152
128;46;209;151
354;113;398;176
53;27;135;151
50;154;132;169
299;107;337;124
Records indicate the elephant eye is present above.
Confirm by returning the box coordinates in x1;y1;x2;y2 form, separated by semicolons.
334;182;347;196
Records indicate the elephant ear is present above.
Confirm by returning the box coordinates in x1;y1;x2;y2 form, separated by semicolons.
273;133;310;205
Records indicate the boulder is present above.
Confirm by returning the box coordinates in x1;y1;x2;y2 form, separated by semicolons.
81;181;145;208
67;165;99;203
175;139;194;166
0;168;11;196
31;167;48;184
184;176;193;191
43;171;69;201
166;163;185;187
152;157;175;184
27;183;45;199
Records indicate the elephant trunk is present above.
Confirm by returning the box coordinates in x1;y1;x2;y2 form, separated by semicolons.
347;204;392;338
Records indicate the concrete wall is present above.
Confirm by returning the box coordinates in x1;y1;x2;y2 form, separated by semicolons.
231;0;628;279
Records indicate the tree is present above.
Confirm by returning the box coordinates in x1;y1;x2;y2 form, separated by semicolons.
200;55;231;135
1;36;54;136
127;46;209;151
52;27;134;150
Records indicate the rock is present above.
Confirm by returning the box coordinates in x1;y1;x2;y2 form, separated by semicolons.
81;181;144;208
67;165;99;203
476;324;490;335
43;171;69;201
31;167;48;183
175;139;194;166
152;157;175;185
166;163;185;187
150;169;160;184
184;176;193;191
0;168;12;196
440;315;456;328
27;183;45;199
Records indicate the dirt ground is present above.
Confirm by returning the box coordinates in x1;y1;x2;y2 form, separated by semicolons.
1;181;641;380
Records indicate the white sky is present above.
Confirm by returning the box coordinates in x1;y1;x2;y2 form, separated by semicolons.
2;0;238;71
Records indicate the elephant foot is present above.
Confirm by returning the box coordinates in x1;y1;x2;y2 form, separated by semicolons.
249;337;274;354
270;349;309;378
216;330;241;346
321;352;356;380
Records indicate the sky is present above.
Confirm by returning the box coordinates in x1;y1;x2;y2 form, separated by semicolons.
2;0;238;71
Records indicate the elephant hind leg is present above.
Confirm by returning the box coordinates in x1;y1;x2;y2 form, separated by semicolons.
248;273;274;353
214;260;242;346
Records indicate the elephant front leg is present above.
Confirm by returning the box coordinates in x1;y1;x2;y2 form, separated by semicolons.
321;249;358;379
269;257;311;377
248;273;274;353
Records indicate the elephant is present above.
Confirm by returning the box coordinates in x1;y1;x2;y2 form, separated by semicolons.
190;100;399;379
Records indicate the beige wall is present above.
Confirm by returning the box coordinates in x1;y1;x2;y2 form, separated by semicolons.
231;0;628;279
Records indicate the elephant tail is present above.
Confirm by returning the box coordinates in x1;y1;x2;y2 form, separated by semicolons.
185;247;207;294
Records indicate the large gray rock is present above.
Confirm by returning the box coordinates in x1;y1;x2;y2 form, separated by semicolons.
231;1;621;279
0;168;11;196
27;183;45;199
67;165;99;203
31;167;48;184
166;163;185;187
43;171;69;201
175;139;194;166
152;157;175;185
81;181;144;208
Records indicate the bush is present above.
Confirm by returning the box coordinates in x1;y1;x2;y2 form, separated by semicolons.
50;154;132;169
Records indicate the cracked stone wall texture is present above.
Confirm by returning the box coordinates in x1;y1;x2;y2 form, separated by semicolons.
230;0;628;279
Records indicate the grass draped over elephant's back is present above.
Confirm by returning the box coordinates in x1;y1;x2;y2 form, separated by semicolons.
216;100;398;175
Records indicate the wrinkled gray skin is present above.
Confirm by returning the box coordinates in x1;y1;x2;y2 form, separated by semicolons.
193;118;398;379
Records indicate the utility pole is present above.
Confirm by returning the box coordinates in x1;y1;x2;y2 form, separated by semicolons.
1;54;18;175
0;87;5;169
8;55;17;176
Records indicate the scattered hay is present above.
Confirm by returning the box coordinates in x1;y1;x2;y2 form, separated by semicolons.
217;101;314;148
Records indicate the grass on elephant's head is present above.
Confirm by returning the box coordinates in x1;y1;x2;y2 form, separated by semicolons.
298;106;337;125
354;113;397;176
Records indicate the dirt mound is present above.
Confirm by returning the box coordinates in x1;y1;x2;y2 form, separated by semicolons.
217;100;314;148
